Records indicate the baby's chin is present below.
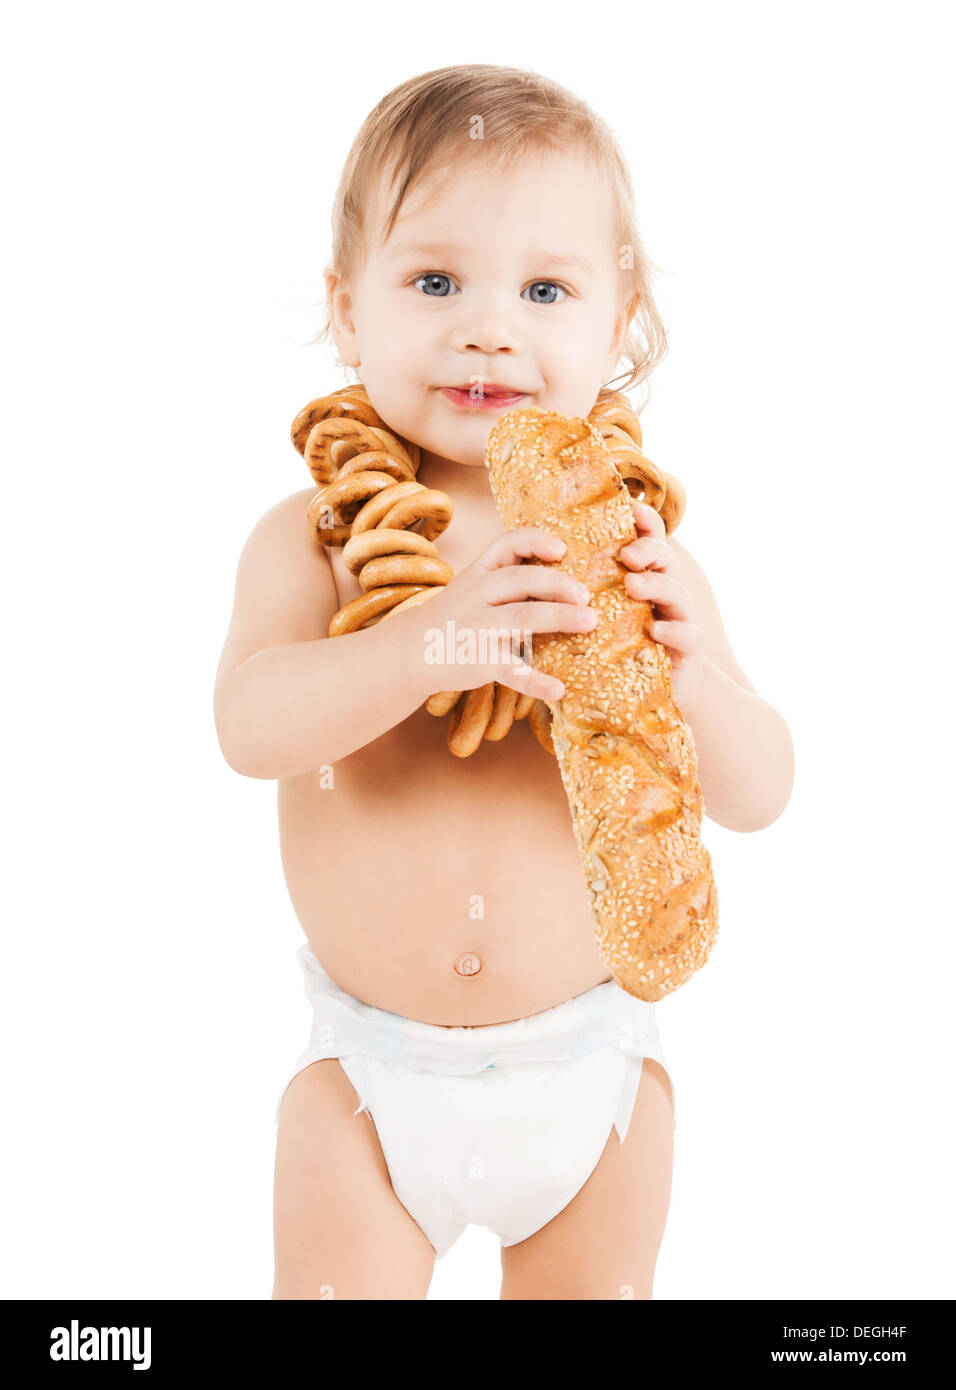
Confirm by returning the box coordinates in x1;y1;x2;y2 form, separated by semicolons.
396;391;553;468
418;441;490;471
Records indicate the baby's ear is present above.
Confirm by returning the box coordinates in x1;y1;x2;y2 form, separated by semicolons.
323;266;342;307
325;270;361;367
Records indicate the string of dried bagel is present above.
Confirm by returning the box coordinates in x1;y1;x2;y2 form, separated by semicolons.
290;383;686;757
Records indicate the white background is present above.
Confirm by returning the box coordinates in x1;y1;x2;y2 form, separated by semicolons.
3;0;953;1301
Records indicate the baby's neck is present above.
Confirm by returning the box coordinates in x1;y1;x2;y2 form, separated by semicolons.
416;449;494;504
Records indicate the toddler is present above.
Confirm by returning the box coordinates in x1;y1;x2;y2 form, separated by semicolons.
213;63;794;1300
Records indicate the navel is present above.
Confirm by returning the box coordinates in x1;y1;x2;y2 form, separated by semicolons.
454;952;483;978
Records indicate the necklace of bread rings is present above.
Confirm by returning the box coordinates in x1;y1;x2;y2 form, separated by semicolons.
290;382;685;758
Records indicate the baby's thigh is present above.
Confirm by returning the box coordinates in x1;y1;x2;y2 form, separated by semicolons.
272;1058;435;1300
499;1058;675;1300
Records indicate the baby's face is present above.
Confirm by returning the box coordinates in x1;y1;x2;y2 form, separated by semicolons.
327;150;633;470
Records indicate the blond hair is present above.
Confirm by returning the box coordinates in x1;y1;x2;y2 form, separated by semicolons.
307;63;668;406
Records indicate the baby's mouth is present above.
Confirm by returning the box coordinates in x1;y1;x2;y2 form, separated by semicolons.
439;386;529;410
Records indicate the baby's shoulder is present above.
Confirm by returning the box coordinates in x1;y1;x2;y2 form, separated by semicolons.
264;484;322;525
242;486;323;557
219;486;337;667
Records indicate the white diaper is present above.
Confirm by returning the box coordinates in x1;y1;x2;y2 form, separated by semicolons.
275;945;676;1260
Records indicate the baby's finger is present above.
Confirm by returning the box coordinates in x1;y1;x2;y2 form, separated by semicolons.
630;498;667;539
505;657;565;703
620;535;676;575
650;618;704;661
484;562;590;608
479;527;566;571
624;569;690;622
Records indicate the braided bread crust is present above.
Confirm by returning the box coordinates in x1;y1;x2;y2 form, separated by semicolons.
485;408;718;1001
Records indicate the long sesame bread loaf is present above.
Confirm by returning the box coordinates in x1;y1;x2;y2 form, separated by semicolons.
485;407;719;1001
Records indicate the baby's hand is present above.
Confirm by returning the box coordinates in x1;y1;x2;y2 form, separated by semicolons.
421;527;596;702
619;500;705;708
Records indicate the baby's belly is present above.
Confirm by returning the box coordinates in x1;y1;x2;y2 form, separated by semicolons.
277;704;612;1025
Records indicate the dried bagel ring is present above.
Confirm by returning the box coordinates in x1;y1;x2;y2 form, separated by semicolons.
590;400;644;449
332;450;417;486
527;699;555;754
657;472;686;535
306;491;352;546
357;554;454;591
303;418;393;486
363;425;421;474
384;585;446;618
290;389;384;456
601;434;684;533
379;488;454;542
307;471;401;545
350;480;431;535
343;528;439;576
483;684;520;741
612;453;666;513
513;691;536;720
316;469;400;516
447;683;497;758
425;689;462;716
590;397;685;531
328;584;428;637
311;419;420;484
602;432;655;471
600;422;646;457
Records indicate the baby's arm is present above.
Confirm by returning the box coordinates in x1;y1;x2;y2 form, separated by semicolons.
618;502;793;832
214;492;590;779
213;488;438;778
665;534;794;832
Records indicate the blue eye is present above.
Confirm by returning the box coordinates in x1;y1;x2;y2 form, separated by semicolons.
414;271;456;297
524;281;565;305
410;271;568;302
